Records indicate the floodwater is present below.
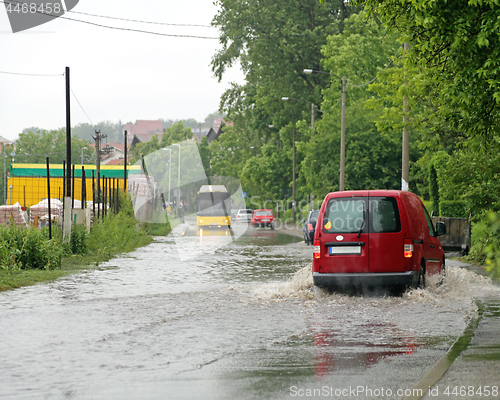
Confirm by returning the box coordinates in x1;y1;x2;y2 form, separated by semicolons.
0;226;499;400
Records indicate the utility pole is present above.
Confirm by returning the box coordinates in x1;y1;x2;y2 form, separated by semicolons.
3;144;6;205
311;103;315;130
92;130;107;210
292;129;296;223
124;130;127;192
339;76;347;191
402;42;410;191
65;66;71;197
63;66;72;241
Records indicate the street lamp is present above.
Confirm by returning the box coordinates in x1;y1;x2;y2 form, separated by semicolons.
281;97;317;130
161;148;172;205
281;97;324;219
81;147;87;164
304;69;347;191
172;143;181;210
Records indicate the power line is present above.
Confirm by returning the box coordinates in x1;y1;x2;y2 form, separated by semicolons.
68;10;214;29
0;70;63;77
0;0;219;39
348;55;396;88
0;0;328;40
71;89;94;125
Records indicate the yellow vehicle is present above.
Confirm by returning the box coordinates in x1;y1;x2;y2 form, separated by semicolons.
196;185;232;228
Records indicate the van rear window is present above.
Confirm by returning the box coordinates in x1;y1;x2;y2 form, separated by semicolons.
370;197;401;233
322;197;400;234
323;199;365;233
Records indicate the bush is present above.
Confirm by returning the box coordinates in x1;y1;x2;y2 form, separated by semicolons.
467;211;500;278
0;225;64;270
439;200;469;218
70;223;88;255
429;164;439;212
484;212;500;279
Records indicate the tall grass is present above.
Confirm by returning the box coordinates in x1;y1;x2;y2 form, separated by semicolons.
0;192;170;290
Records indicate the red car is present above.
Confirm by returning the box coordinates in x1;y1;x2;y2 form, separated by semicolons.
251;209;276;229
312;190;446;291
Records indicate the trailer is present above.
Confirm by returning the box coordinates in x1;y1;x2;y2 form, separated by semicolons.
431;215;471;255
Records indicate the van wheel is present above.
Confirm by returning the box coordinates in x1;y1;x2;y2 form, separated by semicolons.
416;263;426;289
437;257;446;286
304;234;309;245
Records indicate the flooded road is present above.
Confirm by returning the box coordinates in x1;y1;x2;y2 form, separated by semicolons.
0;225;498;400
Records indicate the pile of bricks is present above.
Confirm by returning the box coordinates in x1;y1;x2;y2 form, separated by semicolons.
0;203;28;227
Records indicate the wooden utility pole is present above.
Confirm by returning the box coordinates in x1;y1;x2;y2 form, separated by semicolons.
124;130;127;192
92;130;107;210
292;129;296;222
402;42;410;191
63;67;72;241
65;67;71;197
339;76;347;191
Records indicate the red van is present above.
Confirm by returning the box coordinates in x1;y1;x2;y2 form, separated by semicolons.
312;190;446;290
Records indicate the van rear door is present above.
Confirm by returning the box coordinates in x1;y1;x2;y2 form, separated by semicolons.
368;196;406;273
320;196;369;273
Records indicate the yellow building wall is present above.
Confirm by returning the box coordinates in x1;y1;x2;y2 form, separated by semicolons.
7;176;127;207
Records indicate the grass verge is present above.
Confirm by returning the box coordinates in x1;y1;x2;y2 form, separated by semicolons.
0;193;170;292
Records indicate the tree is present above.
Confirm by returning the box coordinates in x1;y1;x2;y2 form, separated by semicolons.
14;128;92;165
211;0;362;203
160;121;193;148
303;11;406;194
360;0;500;142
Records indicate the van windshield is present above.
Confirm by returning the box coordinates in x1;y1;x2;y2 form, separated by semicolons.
323;199;365;233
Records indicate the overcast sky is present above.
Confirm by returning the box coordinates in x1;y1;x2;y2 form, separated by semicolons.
0;0;244;141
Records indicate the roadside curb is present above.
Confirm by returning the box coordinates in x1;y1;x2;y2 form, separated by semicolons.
401;300;483;400
275;222;304;239
404;259;500;400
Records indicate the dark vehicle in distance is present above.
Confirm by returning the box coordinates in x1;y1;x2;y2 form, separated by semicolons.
302;210;319;245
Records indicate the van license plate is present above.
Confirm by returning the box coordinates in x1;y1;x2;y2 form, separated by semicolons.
329;246;362;255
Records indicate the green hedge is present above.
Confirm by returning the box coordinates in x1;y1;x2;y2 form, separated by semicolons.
439;200;469;218
467;212;500;278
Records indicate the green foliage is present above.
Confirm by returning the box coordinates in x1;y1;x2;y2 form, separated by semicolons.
484;212;500;279
15;128;92;164
71;121;123;142
429;143;500;214
439;201;469;219
429;164;439;213
160;121;193;148
0;225;63;270
360;0;500;142
468;212;500;278
70;223;88;255
87;211;150;262
143;223;171;236
0;191;157;273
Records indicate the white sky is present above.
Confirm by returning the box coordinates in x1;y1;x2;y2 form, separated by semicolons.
0;0;244;141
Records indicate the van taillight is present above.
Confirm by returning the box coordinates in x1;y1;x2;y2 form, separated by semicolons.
404;239;414;258
313;239;320;259
307;223;314;231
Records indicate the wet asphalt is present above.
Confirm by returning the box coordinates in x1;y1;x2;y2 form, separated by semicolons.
277;223;500;400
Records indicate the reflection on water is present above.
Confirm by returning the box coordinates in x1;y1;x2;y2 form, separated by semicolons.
0;227;499;400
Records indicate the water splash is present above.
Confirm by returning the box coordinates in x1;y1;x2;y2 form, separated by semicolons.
253;265;315;302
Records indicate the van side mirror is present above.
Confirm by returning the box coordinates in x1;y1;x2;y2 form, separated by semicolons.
436;221;446;236
300;218;305;224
